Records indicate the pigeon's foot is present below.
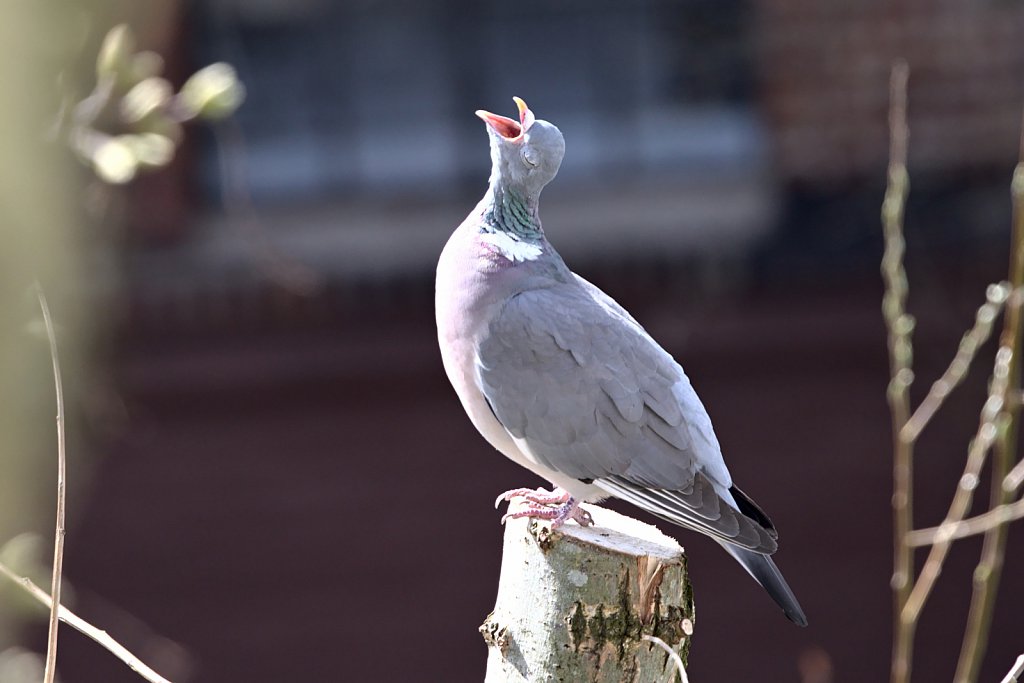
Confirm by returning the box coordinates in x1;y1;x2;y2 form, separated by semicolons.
496;487;594;528
494;486;570;508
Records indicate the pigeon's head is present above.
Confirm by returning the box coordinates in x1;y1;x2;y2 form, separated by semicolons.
476;97;565;198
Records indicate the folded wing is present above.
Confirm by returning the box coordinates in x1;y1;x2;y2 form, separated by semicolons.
476;279;778;553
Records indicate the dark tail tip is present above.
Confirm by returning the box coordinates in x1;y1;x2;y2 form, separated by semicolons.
784;602;809;628
722;544;808;627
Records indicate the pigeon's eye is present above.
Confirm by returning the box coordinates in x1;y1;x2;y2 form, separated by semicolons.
522;147;540;168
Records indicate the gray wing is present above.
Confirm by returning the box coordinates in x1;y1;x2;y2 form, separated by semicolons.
476;280;777;553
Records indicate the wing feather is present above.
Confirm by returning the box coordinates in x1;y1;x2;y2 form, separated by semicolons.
476;277;777;552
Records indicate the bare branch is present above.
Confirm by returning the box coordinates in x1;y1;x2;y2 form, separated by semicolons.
899;289;1024;626
34;285;66;683
953;113;1024;683
881;60;915;683
902;360;1005;624
907;496;1024;546
1004;454;1024;492
0;562;174;683
901;283;1010;443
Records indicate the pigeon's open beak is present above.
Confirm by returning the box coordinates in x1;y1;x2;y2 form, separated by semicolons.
476;96;536;140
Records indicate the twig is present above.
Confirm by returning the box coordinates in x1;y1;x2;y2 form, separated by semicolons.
907;495;1024;546
643;634;689;683
0;561;174;683
881;61;915;683
901;282;1010;443
1005;452;1024;492
1001;654;1024;683
34;285;66;683
901;362;1005;624
953;114;1024;683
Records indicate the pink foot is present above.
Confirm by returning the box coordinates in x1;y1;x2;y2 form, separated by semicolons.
494;486;570;508
495;486;594;528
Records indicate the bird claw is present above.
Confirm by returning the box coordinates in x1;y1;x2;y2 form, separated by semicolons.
500;503;559;524
573;507;594;527
496;487;592;528
494;486;570;509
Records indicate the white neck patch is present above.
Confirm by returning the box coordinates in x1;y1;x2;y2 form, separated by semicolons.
480;231;544;262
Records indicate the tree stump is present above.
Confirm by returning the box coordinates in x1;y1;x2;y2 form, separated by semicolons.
481;501;694;682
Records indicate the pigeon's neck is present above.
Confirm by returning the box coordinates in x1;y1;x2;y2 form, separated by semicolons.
481;181;542;242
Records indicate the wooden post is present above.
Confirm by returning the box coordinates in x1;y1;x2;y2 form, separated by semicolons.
481;502;694;682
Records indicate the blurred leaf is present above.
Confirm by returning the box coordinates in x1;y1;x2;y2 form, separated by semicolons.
123;133;175;168
178;63;245;121
23;318;64;343
0;533;46;576
95;23;135;86
135;115;183;144
0;534;51;618
0;534;77;621
129;50;165;83
91;135;138;184
120;77;173;123
0;648;51;683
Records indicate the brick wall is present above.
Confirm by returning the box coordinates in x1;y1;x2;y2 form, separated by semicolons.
755;0;1024;183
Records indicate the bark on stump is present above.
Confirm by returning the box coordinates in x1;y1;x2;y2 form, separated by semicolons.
481;502;694;682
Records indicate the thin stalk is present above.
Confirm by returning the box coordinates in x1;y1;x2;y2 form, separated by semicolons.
35;285;66;683
901;283;1010;443
882;61;915;683
902;381;1004;623
953;124;1024;683
954;415;1013;683
907;490;1024;546
1005;450;1024;492
0;562;174;683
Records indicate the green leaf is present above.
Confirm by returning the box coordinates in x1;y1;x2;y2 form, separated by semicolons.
91;136;138;184
178;62;245;120
123;133;175;168
120;77;173;123
96;24;135;84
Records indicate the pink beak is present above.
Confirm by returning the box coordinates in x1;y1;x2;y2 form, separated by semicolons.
476;96;536;139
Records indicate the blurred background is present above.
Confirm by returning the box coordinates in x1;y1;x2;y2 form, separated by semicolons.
3;0;1024;681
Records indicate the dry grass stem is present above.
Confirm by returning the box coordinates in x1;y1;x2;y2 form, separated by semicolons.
642;634;689;683
0;562;174;683
34;285;66;683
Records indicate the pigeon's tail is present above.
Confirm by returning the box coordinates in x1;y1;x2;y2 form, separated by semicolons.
720;543;808;627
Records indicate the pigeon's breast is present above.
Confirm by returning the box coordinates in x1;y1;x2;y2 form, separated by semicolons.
436;225;527;452
436;227;520;349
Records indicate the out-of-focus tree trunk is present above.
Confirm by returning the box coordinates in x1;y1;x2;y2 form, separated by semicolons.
481;503;694;683
0;0;83;654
